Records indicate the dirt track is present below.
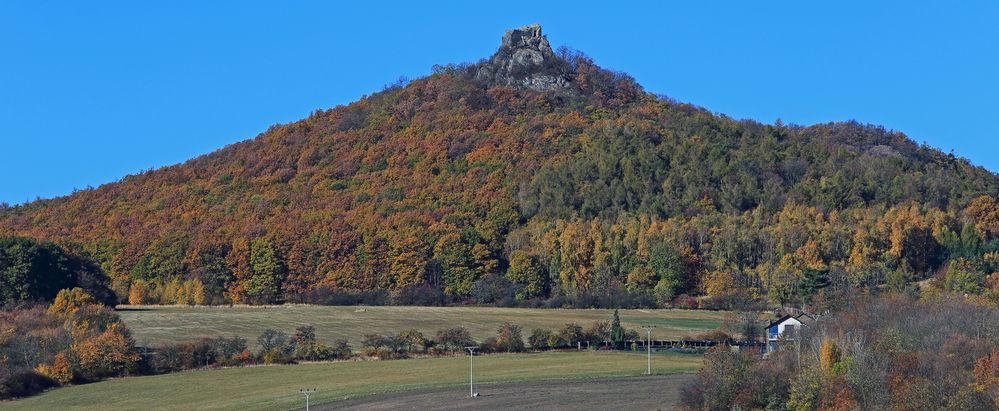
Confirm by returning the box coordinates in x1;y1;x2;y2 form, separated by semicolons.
317;374;694;410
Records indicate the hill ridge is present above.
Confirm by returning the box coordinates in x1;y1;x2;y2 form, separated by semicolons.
2;25;998;309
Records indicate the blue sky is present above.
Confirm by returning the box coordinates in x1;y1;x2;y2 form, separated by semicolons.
2;1;997;205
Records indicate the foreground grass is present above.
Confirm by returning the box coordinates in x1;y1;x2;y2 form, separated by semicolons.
5;351;702;411
118;305;726;348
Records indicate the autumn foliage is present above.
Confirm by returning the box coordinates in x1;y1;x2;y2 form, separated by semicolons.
681;294;999;410
0;49;997;309
1;298;139;399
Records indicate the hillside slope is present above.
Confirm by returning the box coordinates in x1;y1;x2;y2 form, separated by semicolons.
2;25;998;307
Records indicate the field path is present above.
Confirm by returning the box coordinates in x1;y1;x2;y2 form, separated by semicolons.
319;374;694;410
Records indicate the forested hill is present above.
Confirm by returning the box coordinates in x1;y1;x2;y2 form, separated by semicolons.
2;25;998;308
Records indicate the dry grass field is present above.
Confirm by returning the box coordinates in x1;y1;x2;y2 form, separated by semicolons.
118;305;728;348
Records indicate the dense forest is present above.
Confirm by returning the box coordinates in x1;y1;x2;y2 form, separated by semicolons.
1;29;998;309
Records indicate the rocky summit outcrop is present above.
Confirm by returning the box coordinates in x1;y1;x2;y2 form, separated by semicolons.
475;24;571;92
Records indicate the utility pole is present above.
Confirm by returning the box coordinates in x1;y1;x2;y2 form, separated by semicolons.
465;346;478;397
641;325;656;375
300;388;316;411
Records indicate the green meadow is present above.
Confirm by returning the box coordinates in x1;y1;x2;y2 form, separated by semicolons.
5;351;702;411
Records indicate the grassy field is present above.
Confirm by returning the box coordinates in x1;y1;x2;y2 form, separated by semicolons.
5;351;703;411
118;305;727;348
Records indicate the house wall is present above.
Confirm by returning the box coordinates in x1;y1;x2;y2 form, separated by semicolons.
776;317;802;337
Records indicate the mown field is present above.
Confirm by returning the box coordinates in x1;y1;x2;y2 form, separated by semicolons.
118;305;727;348
5;351;703;411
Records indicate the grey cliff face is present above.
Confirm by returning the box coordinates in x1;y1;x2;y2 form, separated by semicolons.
475;24;571;92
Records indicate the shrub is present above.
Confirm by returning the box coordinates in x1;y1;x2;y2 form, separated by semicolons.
436;327;474;353
147;335;249;372
35;352;74;385
318;338;351;360
555;323;585;349
212;335;248;364
256;329;293;364
528;328;553;350
584;321;610;346
292;326;318;360
48;288;96;315
72;323;140;381
0;371;57;400
397;329;426;353
680;349;754;410
479;337;499;353
495;322;525;352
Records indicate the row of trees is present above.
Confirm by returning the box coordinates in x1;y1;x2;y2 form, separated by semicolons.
0;237;116;308
145;325;352;373
86;194;999;312
356;314;641;358
4;189;998;313
681;293;999;410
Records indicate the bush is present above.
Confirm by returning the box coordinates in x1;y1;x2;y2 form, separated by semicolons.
292;326;318;360
35;352;74;384
72;323;140;381
48;288;96;315
555;323;585;349
0;371;57;400
397;329;426;353
147;335;249;373
528;328;553;350
479;337;499;353
495;322;525;352
317;338;351;360
257;329;294;364
680;349;754;410
213;335;248;364
584;321;610;346
436;327;475;353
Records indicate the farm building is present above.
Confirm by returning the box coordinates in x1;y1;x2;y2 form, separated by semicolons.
765;313;814;353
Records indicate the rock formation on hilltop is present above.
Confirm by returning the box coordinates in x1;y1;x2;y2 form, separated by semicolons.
475;24;571;91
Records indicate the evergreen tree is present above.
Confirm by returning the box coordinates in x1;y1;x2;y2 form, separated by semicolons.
610;309;626;349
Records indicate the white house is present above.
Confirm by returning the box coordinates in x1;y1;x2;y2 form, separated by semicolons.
765;314;813;353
